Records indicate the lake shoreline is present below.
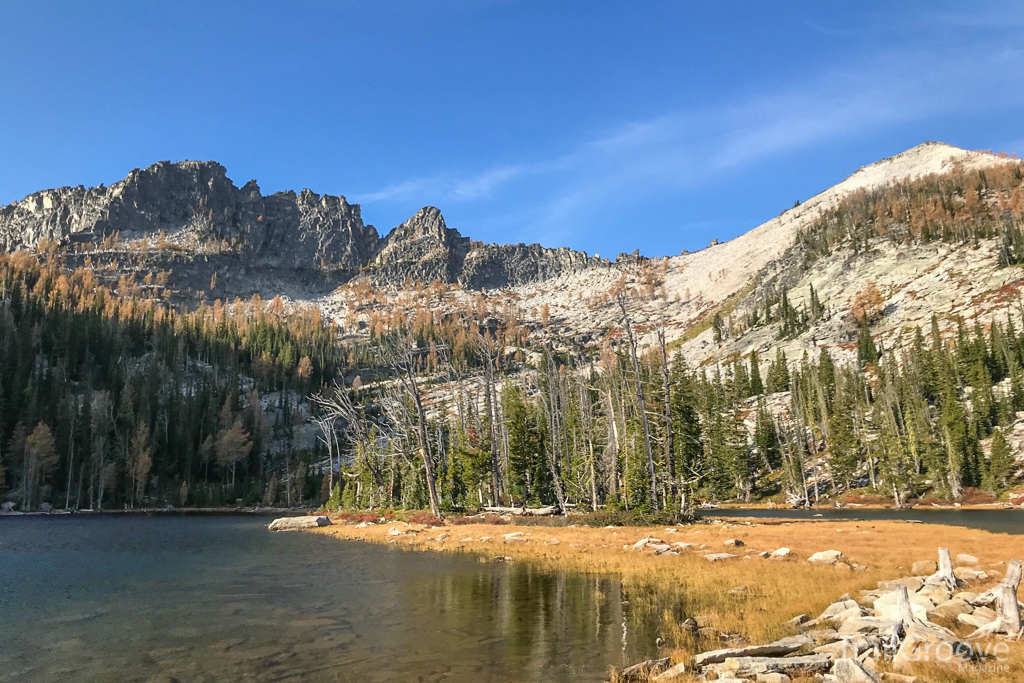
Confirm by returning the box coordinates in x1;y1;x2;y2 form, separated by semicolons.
305;513;1024;682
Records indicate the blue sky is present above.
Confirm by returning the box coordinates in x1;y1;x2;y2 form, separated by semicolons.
1;1;1022;258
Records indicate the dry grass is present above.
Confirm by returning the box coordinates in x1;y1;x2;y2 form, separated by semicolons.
312;515;1024;682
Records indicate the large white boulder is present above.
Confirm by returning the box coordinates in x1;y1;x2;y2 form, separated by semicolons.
267;516;331;531
808;550;844;564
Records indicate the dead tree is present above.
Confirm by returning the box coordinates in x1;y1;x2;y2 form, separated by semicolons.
618;296;658;510
656;326;676;506
541;345;568;514
382;336;443;518
474;331;503;505
925;547;962;591
311;381;382;502
891;584;967;665
968;559;1023;639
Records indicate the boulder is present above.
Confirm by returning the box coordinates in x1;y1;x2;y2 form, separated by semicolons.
620;657;671;682
917;586;951;604
927;599;973;622
770;547;792;559
631;537;663;550
953;567;988;581
820;600;859;619
651;661;688;681
705;553;738;562
693;635;812;668
755;674;792;683
832;657;881;683
267;516;331;531
728;585;749;595
808;550;844;564
724;539;745;547
911;560;937;575
671;542;693;550
830;606;868;623
873;592;931;621
806;629;840;644
956;612;994;628
877;577;923;592
787;614;809;627
837;617;900;635
955;553;978;566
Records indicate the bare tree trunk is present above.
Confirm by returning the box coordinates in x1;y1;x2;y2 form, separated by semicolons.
406;364;443;518
64;416;76;510
926;547;962;591
657;328;676;507
619;298;659;510
479;335;502;504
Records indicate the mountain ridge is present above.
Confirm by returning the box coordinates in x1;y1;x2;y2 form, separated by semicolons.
0;159;604;293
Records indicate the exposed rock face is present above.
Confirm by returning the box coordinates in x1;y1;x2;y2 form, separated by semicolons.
0;161;379;273
0;161;602;294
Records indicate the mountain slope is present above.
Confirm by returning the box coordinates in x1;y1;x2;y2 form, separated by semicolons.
502;143;1018;350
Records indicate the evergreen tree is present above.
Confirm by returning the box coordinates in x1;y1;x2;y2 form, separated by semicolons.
749;351;764;396
985;427;1014;493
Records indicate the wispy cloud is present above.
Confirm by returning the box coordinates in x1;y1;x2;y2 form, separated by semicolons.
354;36;1024;247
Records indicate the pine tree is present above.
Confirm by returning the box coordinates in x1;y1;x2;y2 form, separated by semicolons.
753;398;780;470
766;349;790;393
749;350;764;396
857;317;879;364
985;428;1014;493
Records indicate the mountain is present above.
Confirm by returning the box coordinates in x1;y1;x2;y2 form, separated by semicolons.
0;160;600;298
2;142;1021;368
4;141;1024;514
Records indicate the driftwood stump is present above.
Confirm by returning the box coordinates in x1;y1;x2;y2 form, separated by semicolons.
892;584;970;668
925;547;962;591
968;558;1023;640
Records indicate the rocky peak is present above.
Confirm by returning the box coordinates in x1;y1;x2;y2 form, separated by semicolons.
0;161;602;295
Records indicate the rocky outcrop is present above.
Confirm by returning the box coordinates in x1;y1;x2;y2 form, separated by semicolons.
0;161;379;274
0;161;604;293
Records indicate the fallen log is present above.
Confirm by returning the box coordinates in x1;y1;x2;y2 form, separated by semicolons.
707;653;831;678
693;635;811;668
481;505;560;516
